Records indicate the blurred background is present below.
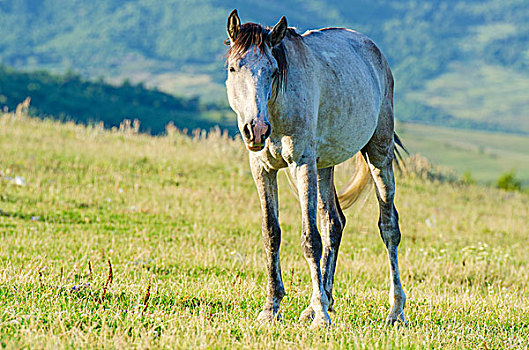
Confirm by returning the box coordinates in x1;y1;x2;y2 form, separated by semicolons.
0;0;528;186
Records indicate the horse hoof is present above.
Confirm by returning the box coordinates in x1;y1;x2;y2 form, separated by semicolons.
257;309;281;323
298;306;315;323
385;311;407;327
309;312;332;329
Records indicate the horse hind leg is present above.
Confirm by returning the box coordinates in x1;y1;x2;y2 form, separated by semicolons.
299;167;345;322
362;104;407;326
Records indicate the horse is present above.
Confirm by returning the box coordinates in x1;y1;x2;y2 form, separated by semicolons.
224;9;407;328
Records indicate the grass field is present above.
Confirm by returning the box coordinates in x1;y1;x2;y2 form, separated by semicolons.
397;122;529;187
1;113;529;348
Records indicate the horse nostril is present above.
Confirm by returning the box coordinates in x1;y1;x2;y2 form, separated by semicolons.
242;123;253;140
264;122;271;139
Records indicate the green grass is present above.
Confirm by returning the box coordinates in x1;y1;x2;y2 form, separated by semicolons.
398;122;529;186
1;113;529;348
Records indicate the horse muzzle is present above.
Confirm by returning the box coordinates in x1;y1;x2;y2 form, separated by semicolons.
247;142;265;152
242;119;271;152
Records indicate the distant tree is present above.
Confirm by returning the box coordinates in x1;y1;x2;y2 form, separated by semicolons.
497;171;522;191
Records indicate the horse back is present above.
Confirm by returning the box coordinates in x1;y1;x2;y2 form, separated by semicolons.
301;27;391;100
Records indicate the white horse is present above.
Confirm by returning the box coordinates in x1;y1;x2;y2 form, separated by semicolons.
225;9;407;328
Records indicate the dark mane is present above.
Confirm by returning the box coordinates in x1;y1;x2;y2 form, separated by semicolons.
227;23;301;98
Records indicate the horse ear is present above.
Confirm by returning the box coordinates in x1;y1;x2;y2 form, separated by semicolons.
227;9;240;45
269;16;287;47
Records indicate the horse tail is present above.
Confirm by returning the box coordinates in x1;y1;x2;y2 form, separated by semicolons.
336;152;372;209
393;132;409;172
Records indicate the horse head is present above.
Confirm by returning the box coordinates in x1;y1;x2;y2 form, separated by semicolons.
225;10;288;152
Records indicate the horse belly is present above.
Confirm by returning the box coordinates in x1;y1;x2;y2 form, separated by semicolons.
315;103;379;169
314;54;382;168
316;122;376;168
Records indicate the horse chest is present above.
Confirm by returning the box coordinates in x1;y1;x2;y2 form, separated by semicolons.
257;135;312;170
256;137;288;170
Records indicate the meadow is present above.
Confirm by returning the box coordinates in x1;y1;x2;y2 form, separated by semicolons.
397;122;529;187
1;111;528;348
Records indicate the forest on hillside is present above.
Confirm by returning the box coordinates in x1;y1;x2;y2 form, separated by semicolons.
0;65;235;134
0;0;528;133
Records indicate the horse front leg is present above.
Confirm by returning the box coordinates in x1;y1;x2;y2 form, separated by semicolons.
289;155;331;328
250;156;285;322
318;167;346;313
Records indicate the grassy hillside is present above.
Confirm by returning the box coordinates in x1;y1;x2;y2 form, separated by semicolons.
397;123;529;186
1;0;528;133
406;63;529;133
1;61;527;186
1;112;528;347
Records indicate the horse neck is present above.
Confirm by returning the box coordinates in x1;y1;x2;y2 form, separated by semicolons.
269;35;311;114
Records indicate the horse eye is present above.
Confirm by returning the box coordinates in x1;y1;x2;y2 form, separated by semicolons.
229;67;236;73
